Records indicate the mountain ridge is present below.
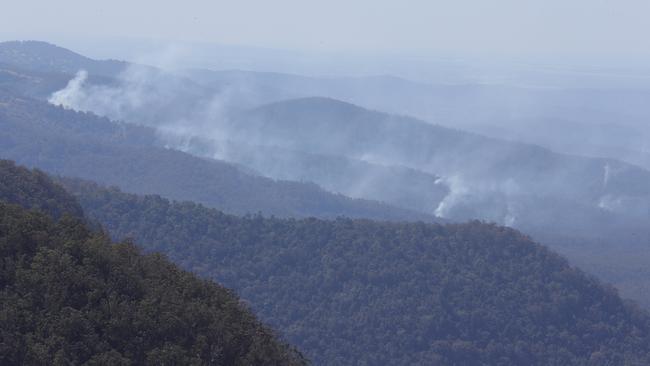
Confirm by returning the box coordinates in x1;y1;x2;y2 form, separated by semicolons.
2;40;650;308
0;40;128;77
0;93;437;222
57;172;650;366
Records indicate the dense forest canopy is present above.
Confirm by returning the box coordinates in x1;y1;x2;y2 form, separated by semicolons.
61;176;650;366
0;160;306;365
0;160;83;220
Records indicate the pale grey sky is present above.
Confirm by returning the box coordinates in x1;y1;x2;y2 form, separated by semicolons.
2;0;650;65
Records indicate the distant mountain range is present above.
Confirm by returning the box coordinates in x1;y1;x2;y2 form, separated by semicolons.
0;92;433;222
1;40;649;308
2;40;650;365
182;63;650;171
3;40;649;168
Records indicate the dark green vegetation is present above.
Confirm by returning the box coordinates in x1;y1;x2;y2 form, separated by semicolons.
0;160;83;219
61;177;650;366
0;161;306;365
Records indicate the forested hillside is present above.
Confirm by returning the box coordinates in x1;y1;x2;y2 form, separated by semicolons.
61;177;650;366
0;95;433;222
0;160;306;365
0;160;83;219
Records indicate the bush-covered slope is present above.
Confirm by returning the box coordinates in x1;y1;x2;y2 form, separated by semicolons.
0;164;306;365
62;178;650;366
0;159;83;219
0;203;306;365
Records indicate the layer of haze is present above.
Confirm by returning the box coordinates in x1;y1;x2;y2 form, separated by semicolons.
3;0;650;68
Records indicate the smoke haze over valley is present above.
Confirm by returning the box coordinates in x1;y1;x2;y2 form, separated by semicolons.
2;2;650;364
5;40;638;310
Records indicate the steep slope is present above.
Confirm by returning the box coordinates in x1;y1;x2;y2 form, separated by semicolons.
61;177;650;366
0;95;434;221
0;164;306;365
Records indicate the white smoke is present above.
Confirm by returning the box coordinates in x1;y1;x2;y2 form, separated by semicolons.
49;70;90;109
504;201;518;227
434;176;469;218
47;66;155;122
44;49;650;229
434;175;523;226
602;163;611;188
48;65;242;152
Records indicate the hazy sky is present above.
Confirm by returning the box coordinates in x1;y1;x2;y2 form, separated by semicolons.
3;0;650;64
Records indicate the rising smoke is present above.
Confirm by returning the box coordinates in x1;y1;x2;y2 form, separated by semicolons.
46;56;650;228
